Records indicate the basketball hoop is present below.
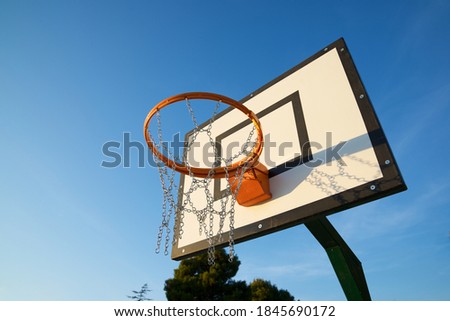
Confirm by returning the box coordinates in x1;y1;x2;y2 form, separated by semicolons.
144;92;264;178
144;92;272;264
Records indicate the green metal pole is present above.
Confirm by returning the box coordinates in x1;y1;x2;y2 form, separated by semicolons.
305;217;371;301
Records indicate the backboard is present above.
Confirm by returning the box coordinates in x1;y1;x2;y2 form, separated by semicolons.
171;38;406;260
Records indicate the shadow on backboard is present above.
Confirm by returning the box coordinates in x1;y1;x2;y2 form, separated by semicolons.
267;130;382;203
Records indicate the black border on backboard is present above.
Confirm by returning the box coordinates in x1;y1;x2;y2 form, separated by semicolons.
171;37;407;260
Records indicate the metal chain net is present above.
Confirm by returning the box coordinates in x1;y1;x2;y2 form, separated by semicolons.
151;99;257;265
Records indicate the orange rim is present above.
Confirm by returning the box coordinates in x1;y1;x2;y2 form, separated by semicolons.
143;92;263;178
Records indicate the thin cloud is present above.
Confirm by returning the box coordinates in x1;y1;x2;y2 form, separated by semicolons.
258;262;332;279
239;249;334;281
393;83;450;159
331;179;450;243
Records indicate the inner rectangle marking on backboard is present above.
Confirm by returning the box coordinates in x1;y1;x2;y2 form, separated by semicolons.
213;91;312;200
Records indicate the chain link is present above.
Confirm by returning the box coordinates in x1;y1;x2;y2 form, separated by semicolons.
152;110;180;256
305;158;378;198
149;98;256;265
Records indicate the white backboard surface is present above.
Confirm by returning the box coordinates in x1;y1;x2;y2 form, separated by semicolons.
172;38;406;260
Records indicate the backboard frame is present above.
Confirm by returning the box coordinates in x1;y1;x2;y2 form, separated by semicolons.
171;37;407;260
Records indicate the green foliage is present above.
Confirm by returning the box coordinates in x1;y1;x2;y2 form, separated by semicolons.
164;249;295;301
165;248;243;300
249;279;295;301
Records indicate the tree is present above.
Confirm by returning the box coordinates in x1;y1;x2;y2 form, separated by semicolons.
128;283;152;301
249;279;295;301
164;249;295;300
164;248;247;300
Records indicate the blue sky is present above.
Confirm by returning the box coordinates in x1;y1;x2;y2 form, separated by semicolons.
1;0;449;300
